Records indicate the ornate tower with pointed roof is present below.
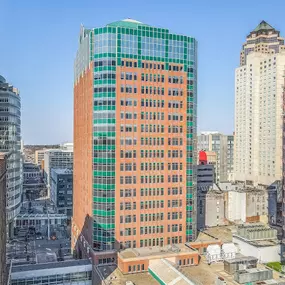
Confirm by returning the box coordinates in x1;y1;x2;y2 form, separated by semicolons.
240;20;285;65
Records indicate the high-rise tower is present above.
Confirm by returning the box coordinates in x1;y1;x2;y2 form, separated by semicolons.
72;19;197;263
234;21;285;186
0;75;22;237
0;153;8;284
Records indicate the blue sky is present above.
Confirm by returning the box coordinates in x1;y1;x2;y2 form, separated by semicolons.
0;0;284;144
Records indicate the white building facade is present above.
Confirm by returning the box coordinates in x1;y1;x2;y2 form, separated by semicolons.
234;21;285;186
225;190;246;223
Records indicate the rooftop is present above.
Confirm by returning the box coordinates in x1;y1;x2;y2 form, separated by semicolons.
194;232;219;242
23;164;40;172
207;185;224;196
51;168;73;175
233;234;280;247
45;149;73;153
253;20;275;32
119;244;196;260
224;255;258;264
107;18;150;29
36;252;57;264
15;213;67;219
199;226;236;243
149;259;195;285
235;223;278;242
12;259;91;273
97;257;283;285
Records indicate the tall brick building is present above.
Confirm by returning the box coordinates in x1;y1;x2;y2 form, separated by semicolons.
72;19;197;264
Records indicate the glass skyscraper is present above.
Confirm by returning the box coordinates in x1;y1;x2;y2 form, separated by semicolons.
73;19;197;263
0;75;22;237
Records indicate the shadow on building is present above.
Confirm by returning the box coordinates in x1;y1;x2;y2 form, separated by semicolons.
268;181;282;228
72;214;119;284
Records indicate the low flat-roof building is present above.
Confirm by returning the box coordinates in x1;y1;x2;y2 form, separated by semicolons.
224;255;258;274
118;244;199;275
10;259;92;285
233;224;280;263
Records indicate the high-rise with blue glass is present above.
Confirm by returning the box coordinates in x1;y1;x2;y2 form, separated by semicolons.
72;19;197;264
0;75;22;238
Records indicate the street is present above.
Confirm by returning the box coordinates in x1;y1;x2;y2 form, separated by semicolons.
35;238;71;254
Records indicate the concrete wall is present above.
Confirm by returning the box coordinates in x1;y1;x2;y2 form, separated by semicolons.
118;252;199;274
226;191;246;223
233;236;280;263
205;193;225;227
222;182;268;223
246;191;268;221
118;257;149;274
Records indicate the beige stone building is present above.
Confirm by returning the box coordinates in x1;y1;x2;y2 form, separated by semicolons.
234;21;285;186
34;149;47;166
